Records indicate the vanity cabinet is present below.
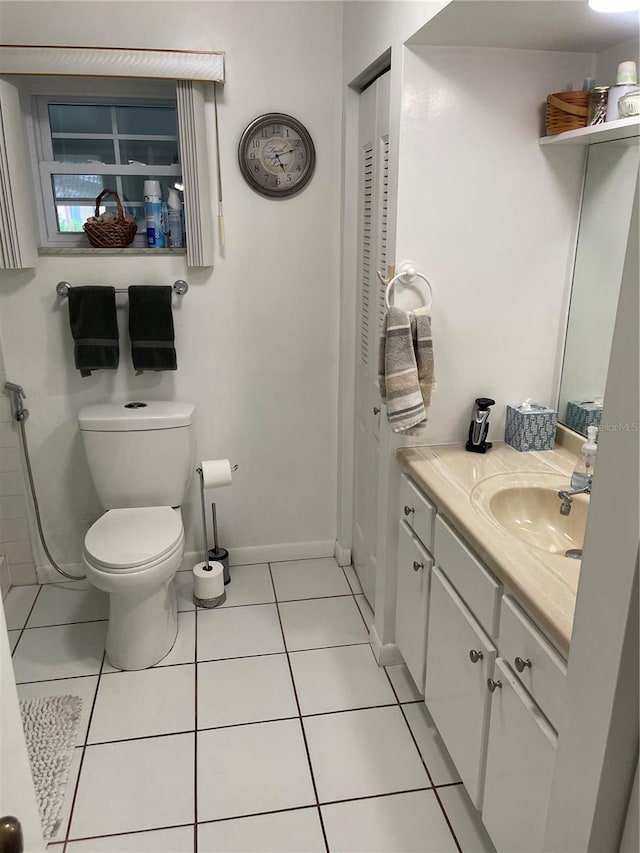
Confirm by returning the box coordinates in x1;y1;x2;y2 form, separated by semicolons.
482;658;558;853
425;566;496;808
396;520;433;691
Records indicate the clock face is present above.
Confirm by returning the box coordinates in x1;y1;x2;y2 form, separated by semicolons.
238;113;315;198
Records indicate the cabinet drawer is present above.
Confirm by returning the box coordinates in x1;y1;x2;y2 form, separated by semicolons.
396;520;433;693
483;658;557;853
434;515;501;637
425;567;497;809
399;474;435;553
499;596;567;731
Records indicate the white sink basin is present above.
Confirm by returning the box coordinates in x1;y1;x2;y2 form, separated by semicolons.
471;472;589;557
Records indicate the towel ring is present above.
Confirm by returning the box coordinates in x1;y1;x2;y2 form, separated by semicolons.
384;267;432;311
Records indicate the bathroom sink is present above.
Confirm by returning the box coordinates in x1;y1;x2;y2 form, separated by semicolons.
471;472;589;557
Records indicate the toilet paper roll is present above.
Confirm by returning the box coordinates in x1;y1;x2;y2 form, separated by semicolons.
193;561;225;601
200;459;233;488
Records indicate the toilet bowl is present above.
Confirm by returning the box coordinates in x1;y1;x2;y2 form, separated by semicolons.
83;506;185;670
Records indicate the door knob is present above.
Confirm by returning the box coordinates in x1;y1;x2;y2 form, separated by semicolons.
469;649;484;663
373;406;380;415
0;816;23;853
487;678;502;693
515;656;532;672
412;560;424;572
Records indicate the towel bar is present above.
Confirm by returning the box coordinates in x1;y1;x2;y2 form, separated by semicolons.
56;280;189;298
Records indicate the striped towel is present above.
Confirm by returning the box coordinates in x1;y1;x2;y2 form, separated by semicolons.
378;306;435;433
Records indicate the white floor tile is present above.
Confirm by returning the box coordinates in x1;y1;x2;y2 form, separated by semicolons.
279;597;368;651
89;664;195;743
174;571;196;612
70;733;194;839
198;655;297;729
385;663;424;702
67;826;194;852
198;808;324;852
437;783;497;852
8;630;20;653
198;719;315;821
321;789;458;852
26;581;108;628
303;706;429;803
18;676;99;746
290;644;396;715
271;558;351;601
3;584;39;629
355;593;374;628
197;604;284;661
12;622;106;683
103;611;196;673
220;564;275;608
343;565;363;595
402;702;461;786
48;747;82;843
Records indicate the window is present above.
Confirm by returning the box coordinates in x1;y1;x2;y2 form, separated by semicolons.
33;95;182;247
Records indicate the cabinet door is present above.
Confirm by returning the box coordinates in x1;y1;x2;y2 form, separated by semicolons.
482;658;557;853
396;520;432;692
425;566;496;808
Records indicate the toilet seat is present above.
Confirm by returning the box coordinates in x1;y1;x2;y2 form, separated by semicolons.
84;506;183;573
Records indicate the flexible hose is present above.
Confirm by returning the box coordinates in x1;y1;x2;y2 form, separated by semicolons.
18;418;86;581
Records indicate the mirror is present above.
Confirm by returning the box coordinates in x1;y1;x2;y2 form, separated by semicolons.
558;138;639;436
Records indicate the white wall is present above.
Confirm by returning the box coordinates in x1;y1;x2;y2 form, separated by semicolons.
0;1;343;572
394;44;591;444
596;35;640;85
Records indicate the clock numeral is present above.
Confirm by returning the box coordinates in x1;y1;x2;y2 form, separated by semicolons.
272;124;281;133
249;152;256;160
294;139;301;147
284;129;290;137
252;140;260;148
261;129;268;138
275;177;281;186
287;174;293;183
297;152;304;160
254;164;260;172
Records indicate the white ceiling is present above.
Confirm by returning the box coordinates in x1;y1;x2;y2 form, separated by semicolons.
409;1;640;53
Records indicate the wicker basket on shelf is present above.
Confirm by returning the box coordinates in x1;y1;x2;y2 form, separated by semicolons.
545;91;589;136
83;188;138;248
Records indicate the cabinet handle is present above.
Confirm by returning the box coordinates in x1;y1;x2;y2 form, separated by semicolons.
373;406;380;415
487;678;502;693
515;656;532;672
404;505;415;517
469;649;484;663
412;560;424;572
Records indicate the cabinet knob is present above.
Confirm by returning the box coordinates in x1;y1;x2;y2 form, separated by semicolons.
373;406;380;415
487;678;502;693
412;560;424;572
515;656;532;673
404;505;415;517
469;649;484;664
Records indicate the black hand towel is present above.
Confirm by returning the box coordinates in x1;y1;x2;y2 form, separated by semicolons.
68;286;119;377
128;285;177;372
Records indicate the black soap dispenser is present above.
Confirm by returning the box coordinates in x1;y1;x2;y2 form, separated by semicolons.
465;397;495;453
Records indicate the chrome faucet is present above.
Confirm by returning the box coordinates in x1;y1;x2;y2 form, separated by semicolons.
557;480;592;515
3;381;29;422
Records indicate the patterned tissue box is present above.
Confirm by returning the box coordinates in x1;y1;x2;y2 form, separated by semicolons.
565;400;603;436
505;403;557;452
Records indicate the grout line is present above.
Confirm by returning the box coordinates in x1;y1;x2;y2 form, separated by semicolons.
319;785;433;807
267;562;330;853
20;616;108;631
10;584;43;654
63;821;194;845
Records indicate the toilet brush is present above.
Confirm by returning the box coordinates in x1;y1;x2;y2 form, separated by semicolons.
192;466;226;608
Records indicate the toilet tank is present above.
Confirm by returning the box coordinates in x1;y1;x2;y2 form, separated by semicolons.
78;401;195;509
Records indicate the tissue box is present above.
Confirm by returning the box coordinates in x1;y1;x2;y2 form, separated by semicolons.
565;400;603;436
505;403;557;452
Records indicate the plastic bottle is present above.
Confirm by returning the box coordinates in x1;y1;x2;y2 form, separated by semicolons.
144;180;165;248
571;425;598;489
167;188;184;248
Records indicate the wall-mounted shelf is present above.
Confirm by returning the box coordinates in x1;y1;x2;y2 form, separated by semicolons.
539;116;640;147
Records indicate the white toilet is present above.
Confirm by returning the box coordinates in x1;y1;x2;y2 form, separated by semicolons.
78;401;195;670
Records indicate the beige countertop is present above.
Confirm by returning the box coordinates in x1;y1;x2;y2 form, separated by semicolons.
397;439;584;656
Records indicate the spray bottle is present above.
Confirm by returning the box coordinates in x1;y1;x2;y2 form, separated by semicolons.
167;188;184;248
144;180;165;248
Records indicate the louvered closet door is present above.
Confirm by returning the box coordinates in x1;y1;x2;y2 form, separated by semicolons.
352;70;390;609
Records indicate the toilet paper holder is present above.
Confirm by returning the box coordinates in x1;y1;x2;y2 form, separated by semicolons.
196;463;237;573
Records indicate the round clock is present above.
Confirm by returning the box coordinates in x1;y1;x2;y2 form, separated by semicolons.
238;113;315;199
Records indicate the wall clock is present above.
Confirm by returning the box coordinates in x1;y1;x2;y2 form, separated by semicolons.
238;113;315;198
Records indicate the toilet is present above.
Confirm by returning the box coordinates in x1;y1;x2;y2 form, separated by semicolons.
78;401;195;670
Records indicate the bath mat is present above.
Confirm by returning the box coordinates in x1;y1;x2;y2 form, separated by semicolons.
20;694;82;841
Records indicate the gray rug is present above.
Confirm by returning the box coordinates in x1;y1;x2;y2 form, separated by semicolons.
20;694;82;841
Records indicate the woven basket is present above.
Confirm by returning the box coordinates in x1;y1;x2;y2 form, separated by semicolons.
83;189;138;248
545;91;589;136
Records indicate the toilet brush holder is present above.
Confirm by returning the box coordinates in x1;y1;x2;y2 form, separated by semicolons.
208;503;230;585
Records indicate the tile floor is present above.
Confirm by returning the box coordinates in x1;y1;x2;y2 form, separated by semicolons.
6;558;495;853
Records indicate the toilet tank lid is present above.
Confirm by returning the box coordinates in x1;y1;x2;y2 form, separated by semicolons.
79;401;195;431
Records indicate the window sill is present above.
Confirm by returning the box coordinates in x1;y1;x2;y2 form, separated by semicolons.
38;247;187;256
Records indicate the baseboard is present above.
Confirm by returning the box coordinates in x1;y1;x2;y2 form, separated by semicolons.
37;562;87;584
369;624;403;666
179;540;336;572
333;540;352;567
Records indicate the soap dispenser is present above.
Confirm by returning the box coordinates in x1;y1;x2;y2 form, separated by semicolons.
571;425;598;489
